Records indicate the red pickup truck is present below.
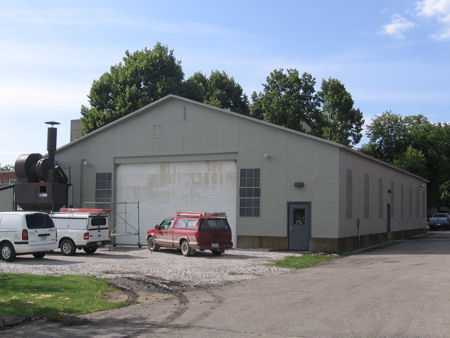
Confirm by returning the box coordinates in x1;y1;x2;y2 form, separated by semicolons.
146;212;233;256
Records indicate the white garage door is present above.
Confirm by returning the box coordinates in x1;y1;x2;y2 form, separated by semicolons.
115;160;237;246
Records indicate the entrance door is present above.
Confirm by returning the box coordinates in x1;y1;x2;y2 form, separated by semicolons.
288;203;311;250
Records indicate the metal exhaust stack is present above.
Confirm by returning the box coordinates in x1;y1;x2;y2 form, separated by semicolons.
46;121;59;171
14;121;69;211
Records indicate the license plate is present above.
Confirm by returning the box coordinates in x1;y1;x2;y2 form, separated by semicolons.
212;243;219;248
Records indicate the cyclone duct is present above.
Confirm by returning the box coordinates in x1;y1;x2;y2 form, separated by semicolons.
14;122;69;211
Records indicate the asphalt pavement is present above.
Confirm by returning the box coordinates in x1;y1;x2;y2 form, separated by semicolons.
3;231;450;337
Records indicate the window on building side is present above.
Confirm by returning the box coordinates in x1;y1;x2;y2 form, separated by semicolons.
239;168;260;217
409;186;412;218
390;182;395;218
422;190;426;217
95;173;112;209
346;169;352;218
416;188;420;217
401;184;404;218
364;174;370;218
378;178;383;218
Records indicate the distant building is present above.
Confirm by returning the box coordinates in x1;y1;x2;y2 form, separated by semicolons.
70;119;84;142
0;171;16;186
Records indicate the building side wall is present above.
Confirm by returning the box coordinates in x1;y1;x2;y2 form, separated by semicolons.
338;149;427;239
56;98;340;241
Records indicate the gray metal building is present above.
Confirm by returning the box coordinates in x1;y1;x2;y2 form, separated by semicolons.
55;95;427;252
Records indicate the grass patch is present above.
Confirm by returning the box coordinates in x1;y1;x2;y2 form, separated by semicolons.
268;254;334;269
0;274;126;319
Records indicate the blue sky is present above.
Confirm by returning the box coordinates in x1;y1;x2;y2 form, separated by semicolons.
1;0;449;165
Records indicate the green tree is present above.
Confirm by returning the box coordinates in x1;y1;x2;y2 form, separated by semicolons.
183;70;249;115
362;113;450;211
81;43;184;133
392;145;428;179
182;72;208;103
361;111;408;162
250;69;324;135
439;181;450;207
318;78;364;147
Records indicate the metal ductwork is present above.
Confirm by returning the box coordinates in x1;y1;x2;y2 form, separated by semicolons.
14;122;69;211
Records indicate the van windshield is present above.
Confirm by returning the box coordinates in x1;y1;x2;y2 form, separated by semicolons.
199;219;230;232
26;213;55;229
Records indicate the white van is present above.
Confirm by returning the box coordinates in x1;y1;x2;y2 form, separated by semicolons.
0;211;58;262
50;208;110;255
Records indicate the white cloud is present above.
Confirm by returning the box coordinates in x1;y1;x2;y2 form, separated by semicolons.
380;15;415;38
416;0;450;39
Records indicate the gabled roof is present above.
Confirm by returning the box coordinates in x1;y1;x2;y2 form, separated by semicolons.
58;94;428;182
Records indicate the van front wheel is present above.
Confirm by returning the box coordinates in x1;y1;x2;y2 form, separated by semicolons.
0;242;15;262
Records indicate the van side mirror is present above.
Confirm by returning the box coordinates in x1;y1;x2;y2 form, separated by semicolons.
155;225;160;229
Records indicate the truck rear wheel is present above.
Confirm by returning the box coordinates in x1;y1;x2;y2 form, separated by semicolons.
60;239;76;256
180;240;192;256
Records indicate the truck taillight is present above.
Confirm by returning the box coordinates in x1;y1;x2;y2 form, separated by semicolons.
84;232;89;240
22;229;28;241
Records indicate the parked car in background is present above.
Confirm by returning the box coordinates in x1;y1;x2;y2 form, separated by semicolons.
51;208;110;255
0;211;57;261
429;213;450;230
147;212;233;256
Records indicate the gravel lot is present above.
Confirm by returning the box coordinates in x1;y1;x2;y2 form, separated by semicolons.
0;246;300;287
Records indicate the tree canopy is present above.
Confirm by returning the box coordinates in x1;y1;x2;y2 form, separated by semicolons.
361;111;450;211
250;69;324;135
362;111;408;163
250;70;364;146
318;78;364;147
80;44;363;148
81;44;250;133
183;71;249;115
81;43;184;133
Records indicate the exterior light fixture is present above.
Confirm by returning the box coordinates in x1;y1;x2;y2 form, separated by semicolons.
294;182;304;188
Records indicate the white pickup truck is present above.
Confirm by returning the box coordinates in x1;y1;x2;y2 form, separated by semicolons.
51;208;110;255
